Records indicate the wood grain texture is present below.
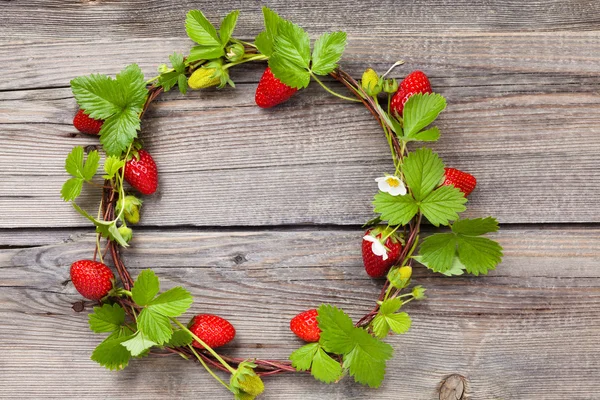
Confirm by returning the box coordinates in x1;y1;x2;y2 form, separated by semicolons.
1;1;600;399
2;0;600;40
1;226;600;399
1;77;599;227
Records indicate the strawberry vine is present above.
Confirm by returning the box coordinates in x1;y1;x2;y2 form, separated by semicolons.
62;6;503;399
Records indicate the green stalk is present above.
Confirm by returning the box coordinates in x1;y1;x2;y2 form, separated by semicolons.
311;73;362;102
223;54;268;70
188;345;232;391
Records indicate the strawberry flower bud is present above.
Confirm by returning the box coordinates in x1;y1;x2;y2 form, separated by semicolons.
363;234;388;260
375;175;407;196
226;43;245;62
361;68;382;96
118;225;133;243
412;285;426;300
157;63;170;74
383;78;398;94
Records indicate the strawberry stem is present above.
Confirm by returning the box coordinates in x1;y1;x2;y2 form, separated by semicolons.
310;72;362;102
187;344;233;391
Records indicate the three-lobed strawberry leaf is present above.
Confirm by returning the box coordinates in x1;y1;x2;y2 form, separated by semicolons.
415;217;503;275
61;146;100;201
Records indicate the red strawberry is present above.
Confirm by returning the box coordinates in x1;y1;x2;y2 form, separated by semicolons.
189;314;236;349
390;70;432;117
390;89;412;116
73;109;103;135
400;70;432;94
70;260;114;300
290;309;321;342
443;168;477;196
255;67;298;108
362;229;402;278
124;150;158;195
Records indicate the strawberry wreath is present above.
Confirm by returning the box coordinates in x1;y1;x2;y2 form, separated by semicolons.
62;7;503;399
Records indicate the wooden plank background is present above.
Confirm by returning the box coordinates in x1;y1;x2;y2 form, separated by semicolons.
1;1;599;399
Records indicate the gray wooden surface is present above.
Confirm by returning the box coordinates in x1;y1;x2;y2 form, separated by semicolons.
1;1;599;399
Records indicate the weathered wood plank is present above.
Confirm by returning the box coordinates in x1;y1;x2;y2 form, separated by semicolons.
1;79;599;227
2;33;600;91
1;226;599;399
2;0;600;41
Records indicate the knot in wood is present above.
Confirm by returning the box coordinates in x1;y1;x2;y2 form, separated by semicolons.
439;374;467;400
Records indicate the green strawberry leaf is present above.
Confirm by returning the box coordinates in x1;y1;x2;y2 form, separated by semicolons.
311;347;343;383
290;342;342;384
419;185;467;227
268;19;312;88
274;20;310;68
254;6;283;56
317;304;393;388
148;287;193;317
99;108;140;156
61;179;83;202
121;331;157;357
379;298;402;315
61;146;100;201
103;155;125;180
137;307;172;345
91;335;132;371
88;303;125;333
416;218;503;275
373;192;419;226
167;329;193;347
402;147;445;201
219;10;240;45
185;10;224;59
131;269;160;306
402;93;447;138
385;313;411;335
268;53;311;89
311;31;347;75
290;343;320;371
71;64;147;157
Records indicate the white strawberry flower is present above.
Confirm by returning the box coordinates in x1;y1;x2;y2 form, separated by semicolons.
375;175;407;196
363;235;388;260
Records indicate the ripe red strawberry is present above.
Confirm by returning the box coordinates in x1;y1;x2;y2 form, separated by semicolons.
390;70;432;117
362;229;402;278
124;150;158;195
73;109;103;135
390;89;412;116
255;67;298;108
189;314;236;349
290;309;321;342
400;70;432;94
443;167;477;196
70;260;114;300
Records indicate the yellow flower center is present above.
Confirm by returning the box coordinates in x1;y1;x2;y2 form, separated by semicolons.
386;177;400;187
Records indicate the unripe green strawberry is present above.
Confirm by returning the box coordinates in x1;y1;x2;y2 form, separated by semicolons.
361;68;382;96
231;361;264;400
117;195;143;224
70;260;114;300
188;68;220;89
